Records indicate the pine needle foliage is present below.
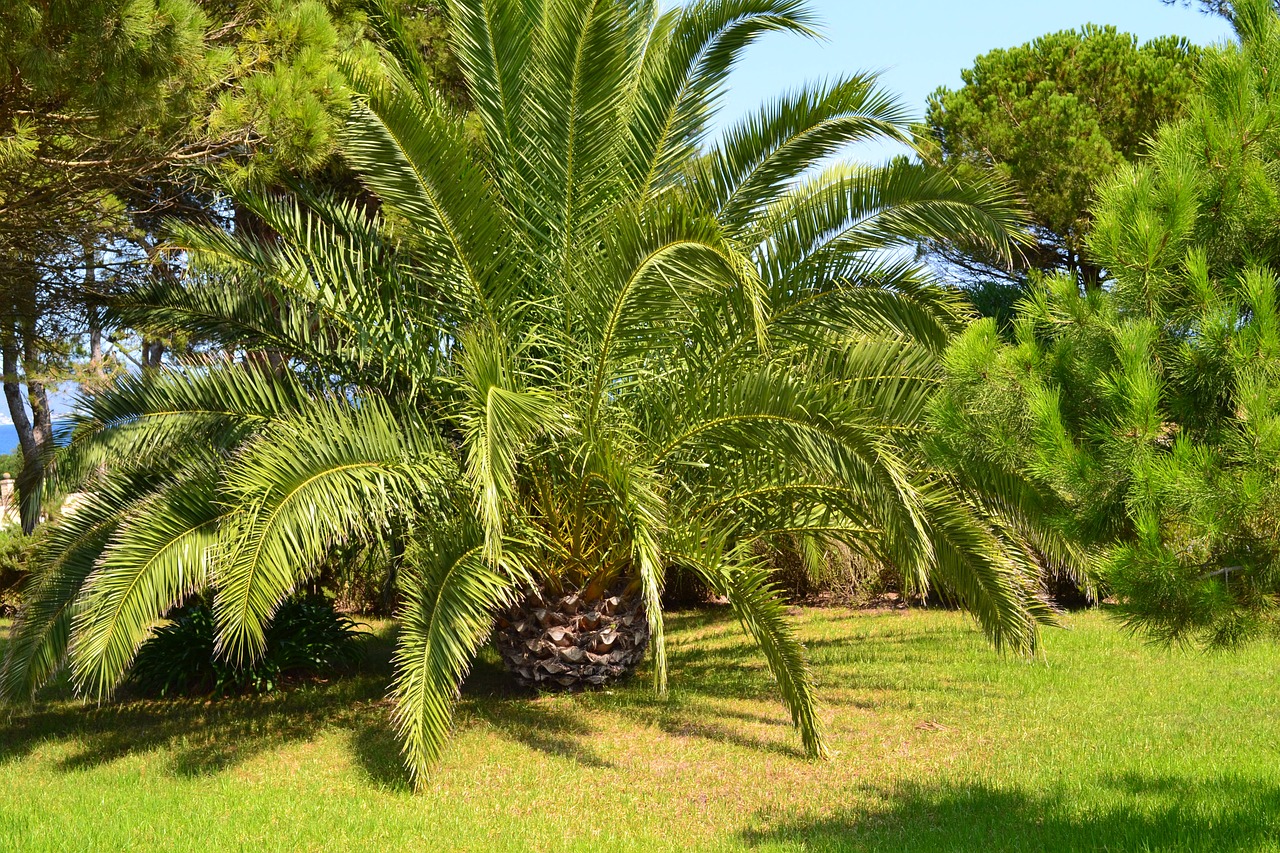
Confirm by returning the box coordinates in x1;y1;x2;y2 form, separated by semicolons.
4;0;1049;785
931;0;1280;649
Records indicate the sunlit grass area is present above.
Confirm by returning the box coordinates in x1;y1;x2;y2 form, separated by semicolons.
2;608;1278;852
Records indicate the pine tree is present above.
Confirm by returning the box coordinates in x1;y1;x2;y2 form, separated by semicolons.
917;26;1201;293
0;1;454;530
932;0;1280;646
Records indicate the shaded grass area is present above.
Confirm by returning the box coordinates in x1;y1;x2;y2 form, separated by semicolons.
1;609;1279;851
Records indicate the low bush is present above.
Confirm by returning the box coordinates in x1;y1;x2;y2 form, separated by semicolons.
0;527;38;616
128;596;366;697
666;540;902;609
317;539;397;616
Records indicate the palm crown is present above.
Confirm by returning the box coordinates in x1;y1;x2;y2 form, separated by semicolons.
2;0;1052;785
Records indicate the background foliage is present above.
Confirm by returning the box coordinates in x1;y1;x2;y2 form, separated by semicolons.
917;25;1201;302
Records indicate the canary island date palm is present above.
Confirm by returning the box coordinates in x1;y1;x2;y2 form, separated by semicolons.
2;0;1053;785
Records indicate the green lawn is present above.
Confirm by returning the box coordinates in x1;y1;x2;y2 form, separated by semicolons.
1;607;1278;852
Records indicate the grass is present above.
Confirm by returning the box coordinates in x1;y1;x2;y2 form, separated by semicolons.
1;607;1278;852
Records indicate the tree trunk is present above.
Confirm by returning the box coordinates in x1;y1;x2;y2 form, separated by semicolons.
1079;259;1104;292
2;340;37;463
142;338;165;369
137;235;172;372
379;526;405;616
89;312;103;373
1066;231;1104;292
2;339;43;534
85;242;103;377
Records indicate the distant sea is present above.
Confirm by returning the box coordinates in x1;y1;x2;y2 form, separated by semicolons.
0;423;18;455
0;421;74;456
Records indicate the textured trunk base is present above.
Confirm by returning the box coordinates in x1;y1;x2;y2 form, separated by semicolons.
494;587;649;689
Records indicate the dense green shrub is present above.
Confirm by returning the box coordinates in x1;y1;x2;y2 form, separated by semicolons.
761;539;899;606
0;450;22;479
128;596;366;697
0;528;38;617
316;539;399;616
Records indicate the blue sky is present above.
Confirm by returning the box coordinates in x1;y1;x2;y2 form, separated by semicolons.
716;0;1236;160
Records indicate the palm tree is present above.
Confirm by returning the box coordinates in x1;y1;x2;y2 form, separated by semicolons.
2;0;1053;785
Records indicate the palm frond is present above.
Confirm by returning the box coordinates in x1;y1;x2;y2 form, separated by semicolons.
68;472;225;700
343;60;515;318
566;195;765;417
53;360;312;488
913;481;1058;654
594;450;670;695
670;532;827;758
762;161;1028;290
455;328;564;565
702;74;910;228
212;396;447;662
628;0;818;197
392;524;530;786
654;367;926;534
437;0;538;176
0;481;148;702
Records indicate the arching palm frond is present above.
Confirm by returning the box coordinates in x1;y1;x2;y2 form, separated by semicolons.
53;362;313;488
672;533;827;758
68;472;226;700
702;74;911;228
454;328;565;565
628;0;818;198
393;524;531;786
212;396;448;663
343;60;515;320
0;472;166;701
911;481;1058;652
767;161;1027;281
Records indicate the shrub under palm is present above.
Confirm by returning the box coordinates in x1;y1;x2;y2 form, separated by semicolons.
2;0;1053;785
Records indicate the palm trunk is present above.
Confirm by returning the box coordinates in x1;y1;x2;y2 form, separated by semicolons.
494;585;649;689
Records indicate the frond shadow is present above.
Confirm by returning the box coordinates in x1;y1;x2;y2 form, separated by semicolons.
0;607;1007;788
0;625;399;779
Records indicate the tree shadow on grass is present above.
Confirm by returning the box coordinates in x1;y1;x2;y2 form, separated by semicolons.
0;624;401;778
453;612;816;762
473;701;615;770
0;607;1006;789
740;774;1280;852
346;651;618;792
441;608;1017;765
0;667;396;778
0;625;622;789
641;611;1012;709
